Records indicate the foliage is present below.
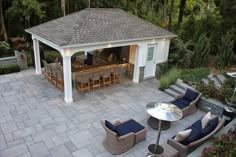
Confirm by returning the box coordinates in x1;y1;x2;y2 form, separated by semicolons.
216;31;234;67
217;78;235;101
159;68;181;90
201;133;236;157
7;0;45;27
0;64;20;75
196;80;217;98
168;37;193;68
180;68;210;84
0;41;14;57
45;51;61;63
191;33;211;68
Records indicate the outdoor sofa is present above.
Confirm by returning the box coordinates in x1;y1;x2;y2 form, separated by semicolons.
167;116;225;157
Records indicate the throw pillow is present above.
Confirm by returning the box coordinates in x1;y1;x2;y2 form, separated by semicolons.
105;120;116;132
181;127;202;145
184;88;199;101
201;112;212;129
174;129;192;142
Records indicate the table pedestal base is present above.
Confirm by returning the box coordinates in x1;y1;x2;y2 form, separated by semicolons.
148;116;170;130
147;144;163;157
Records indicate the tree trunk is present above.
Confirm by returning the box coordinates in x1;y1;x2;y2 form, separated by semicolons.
88;0;90;8
163;0;167;26
0;0;8;41
61;0;66;16
178;0;187;25
168;0;175;30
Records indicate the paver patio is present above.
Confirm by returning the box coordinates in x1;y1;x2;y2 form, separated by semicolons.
0;69;205;157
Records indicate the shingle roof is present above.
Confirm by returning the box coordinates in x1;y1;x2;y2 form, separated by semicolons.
26;8;175;46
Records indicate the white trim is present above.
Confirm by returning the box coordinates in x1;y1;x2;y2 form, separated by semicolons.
30;34;63;53
62;35;177;49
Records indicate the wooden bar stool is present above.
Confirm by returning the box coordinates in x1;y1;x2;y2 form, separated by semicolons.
101;69;112;87
91;70;102;91
76;73;91;93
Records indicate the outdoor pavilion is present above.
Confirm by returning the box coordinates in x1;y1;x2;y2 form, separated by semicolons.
26;8;176;103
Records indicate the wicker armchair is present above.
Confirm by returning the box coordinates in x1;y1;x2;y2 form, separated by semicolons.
167;118;225;157
101;119;147;155
170;88;202;118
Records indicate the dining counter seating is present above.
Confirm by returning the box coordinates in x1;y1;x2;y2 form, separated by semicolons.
101;69;112;87
91;70;102;91
76;72;91;93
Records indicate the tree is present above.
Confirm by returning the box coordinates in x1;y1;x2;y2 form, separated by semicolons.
0;0;8;41
61;0;66;16
168;0;175;30
178;0;187;25
7;0;45;28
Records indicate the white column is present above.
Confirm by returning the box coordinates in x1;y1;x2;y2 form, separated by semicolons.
62;49;73;103
133;46;140;83
32;37;42;74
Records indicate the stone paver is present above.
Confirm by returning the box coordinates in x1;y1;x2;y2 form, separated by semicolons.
0;143;28;157
28;142;50;157
50;144;73;157
0;69;206;157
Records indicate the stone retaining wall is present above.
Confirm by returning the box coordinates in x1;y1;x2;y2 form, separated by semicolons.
197;97;225;116
0;56;17;65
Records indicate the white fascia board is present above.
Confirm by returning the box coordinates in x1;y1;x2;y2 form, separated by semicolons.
26;32;63;53
62;35;177;49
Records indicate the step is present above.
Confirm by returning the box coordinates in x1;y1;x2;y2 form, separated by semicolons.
164;89;180;97
208;75;221;86
175;80;195;91
202;78;209;85
169;85;185;94
216;74;226;84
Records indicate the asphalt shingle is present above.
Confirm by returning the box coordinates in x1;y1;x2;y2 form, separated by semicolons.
26;8;175;46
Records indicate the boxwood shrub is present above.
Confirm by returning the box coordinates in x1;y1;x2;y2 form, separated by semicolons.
0;64;20;75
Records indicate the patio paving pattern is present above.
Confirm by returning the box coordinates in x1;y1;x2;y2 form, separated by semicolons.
0;69;205;157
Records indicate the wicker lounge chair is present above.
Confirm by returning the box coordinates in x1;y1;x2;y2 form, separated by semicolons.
101;119;147;155
170;88;202;118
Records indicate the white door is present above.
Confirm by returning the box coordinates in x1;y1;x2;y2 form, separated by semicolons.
144;44;157;79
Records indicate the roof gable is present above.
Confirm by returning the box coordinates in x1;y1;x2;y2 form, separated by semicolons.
26;8;175;46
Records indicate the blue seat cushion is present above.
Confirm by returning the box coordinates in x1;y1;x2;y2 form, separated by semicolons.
201;117;219;137
181;126;202;145
116;125;132;136
184;89;199;101
191;120;202;130
105;120;116;132
121;119;145;133
171;99;189;109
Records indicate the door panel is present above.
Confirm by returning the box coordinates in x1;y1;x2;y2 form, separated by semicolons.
144;44;157;79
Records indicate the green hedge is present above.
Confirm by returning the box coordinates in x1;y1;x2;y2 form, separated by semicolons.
0;64;20;75
159;68;181;90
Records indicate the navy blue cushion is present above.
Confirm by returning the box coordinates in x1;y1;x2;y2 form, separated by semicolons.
122;119;145;133
178;98;191;106
208;117;219;128
116;125;132;136
181;126;202;145
105;120;116;132
201;117;219;137
192;120;202;130
184;89;199;101
171;99;189;109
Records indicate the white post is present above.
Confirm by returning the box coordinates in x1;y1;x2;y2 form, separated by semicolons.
32;37;42;74
62;49;73;103
133;46;140;83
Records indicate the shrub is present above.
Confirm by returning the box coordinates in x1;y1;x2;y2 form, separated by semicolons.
0;64;20;75
201;133;236;157
216;31;234;67
45;53;57;63
191;33;211;68
159;68;181;90
181;67;210;84
196;80;217;98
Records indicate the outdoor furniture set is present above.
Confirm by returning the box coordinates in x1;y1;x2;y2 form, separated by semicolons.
42;60;64;90
75;66;125;93
101;88;225;157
